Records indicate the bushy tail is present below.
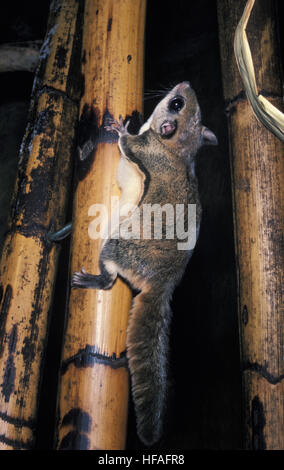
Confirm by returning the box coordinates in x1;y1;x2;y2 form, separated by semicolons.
127;288;172;446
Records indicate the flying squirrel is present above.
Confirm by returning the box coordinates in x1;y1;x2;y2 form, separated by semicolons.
71;82;218;446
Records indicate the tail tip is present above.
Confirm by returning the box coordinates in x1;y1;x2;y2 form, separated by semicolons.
137;421;163;447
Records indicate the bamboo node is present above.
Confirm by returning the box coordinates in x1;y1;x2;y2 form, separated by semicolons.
61;345;128;375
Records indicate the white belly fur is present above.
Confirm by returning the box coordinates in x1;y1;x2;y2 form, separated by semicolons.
103;145;145;243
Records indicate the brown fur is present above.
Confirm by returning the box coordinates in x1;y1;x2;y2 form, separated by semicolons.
71;82;217;445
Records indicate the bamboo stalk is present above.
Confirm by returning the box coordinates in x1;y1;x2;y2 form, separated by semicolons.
217;0;284;449
0;41;42;73
56;0;146;450
0;0;82;450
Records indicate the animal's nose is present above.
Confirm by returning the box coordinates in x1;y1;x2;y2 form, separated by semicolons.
178;81;191;91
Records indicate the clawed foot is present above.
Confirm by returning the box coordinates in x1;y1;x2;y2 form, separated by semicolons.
71;267;96;289
105;115;130;136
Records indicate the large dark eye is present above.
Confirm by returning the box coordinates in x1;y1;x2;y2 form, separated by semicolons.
168;96;185;113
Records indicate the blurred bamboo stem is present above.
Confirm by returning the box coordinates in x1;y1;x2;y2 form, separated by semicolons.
0;41;42;73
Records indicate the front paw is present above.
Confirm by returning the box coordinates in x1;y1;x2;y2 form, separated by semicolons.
105;115;130;136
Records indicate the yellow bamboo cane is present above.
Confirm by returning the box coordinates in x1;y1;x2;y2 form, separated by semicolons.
0;0;82;450
56;0;147;450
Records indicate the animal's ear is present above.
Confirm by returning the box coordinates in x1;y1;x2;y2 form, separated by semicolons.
202;126;218;146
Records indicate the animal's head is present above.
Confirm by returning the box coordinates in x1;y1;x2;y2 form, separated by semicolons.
146;81;217;159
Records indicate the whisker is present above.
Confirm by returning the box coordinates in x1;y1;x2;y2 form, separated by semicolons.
144;81;188;101
144;90;166;96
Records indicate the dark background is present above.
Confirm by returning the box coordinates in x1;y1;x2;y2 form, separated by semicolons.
0;0;282;450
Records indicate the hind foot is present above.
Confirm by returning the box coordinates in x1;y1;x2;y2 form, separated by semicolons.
71;267;114;290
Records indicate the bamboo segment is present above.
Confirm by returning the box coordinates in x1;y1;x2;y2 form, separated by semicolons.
0;0;82;450
56;0;146;450
217;0;284;449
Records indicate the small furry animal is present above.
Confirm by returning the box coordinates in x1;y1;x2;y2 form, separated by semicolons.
72;82;217;446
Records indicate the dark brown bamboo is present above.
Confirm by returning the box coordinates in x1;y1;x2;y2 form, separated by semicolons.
56;0;147;450
217;0;283;449
0;0;82;449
